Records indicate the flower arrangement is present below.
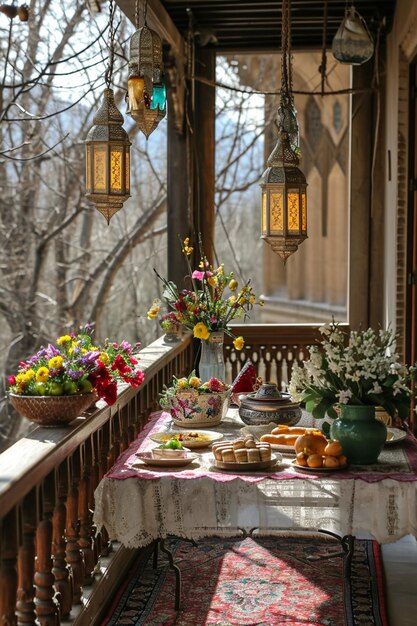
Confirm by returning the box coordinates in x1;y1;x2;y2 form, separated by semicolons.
289;322;414;430
8;325;145;406
159;311;181;333
147;237;263;349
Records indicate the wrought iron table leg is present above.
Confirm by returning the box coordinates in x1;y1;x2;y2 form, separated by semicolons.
159;538;182;611
306;529;355;581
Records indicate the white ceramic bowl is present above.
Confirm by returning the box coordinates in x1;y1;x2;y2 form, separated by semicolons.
161;388;232;427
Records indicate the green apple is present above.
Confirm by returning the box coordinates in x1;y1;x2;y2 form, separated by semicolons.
63;381;78;395
33;382;46;396
49;382;64;396
78;379;93;394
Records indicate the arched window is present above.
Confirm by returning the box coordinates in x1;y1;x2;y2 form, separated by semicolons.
305;98;322;146
333;101;342;133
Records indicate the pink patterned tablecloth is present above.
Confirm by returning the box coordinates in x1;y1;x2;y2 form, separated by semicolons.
94;409;417;547
106;410;417;483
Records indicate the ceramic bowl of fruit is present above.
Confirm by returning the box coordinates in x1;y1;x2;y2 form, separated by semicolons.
152;438;191;459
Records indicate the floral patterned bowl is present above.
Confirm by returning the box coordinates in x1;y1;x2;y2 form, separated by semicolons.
162;388;232;427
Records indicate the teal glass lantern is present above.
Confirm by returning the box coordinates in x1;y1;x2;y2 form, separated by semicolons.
150;80;166;110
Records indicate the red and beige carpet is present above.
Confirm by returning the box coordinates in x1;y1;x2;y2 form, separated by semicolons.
102;535;388;626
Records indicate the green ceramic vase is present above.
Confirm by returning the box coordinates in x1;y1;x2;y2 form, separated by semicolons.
330;404;387;465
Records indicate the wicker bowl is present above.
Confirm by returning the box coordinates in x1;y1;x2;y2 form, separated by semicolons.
9;392;96;427
161;388;231;427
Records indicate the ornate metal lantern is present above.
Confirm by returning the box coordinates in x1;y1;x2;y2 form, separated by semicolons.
260;0;307;262
125;0;166;138
85;88;131;224
261;131;307;262
85;0;131;224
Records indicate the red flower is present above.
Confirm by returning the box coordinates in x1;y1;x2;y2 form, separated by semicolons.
112;354;131;374
8;375;16;385
122;370;145;387
101;381;117;405
207;378;227;392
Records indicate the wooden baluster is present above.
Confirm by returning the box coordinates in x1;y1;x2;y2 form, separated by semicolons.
78;444;95;585
52;467;72;618
65;457;84;605
34;477;59;626
88;434;100;572
16;492;37;626
98;425;111;557
0;509;18;626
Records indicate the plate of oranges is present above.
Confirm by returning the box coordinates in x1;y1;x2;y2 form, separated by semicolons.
292;436;348;471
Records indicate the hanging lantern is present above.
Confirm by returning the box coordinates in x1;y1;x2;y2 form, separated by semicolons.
260;0;307;262
260;130;307;262
85;88;131;224
125;8;167;139
332;5;374;65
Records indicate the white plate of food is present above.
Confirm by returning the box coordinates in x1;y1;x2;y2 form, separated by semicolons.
149;430;223;449
385;427;407;445
133;451;197;468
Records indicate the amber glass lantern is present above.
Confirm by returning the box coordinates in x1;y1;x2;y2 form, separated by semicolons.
260;131;307;262
85;88;131;224
125;23;166;139
260;0;307;262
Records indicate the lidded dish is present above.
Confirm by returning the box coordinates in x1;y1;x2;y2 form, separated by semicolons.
238;382;301;426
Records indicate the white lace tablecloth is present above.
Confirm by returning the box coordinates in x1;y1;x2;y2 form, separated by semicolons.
93;409;417;547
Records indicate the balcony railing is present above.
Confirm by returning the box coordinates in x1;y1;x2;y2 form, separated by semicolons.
0;325;325;625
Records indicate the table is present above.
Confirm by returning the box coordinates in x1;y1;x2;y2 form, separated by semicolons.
93;409;417;548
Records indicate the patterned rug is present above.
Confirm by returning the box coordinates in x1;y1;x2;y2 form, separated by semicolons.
102;535;388;626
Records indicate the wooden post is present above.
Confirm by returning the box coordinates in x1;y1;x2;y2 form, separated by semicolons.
165;46;190;288
65;457;84;605
349;62;373;329
193;46;216;264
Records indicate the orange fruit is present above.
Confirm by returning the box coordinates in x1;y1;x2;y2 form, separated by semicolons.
294;433;327;456
307;454;323;468
323;456;340;468
296;452;308;466
339;455;347;467
324;440;343;457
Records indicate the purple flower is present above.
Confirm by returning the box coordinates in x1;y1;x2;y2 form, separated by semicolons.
80;351;101;366
68;369;84;380
45;343;61;359
120;340;132;353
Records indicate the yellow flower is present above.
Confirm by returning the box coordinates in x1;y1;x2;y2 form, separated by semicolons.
48;356;63;369
147;309;159;320
249;295;256;304
259;298;265;307
57;335;72;346
182;237;194;256
238;296;246;305
229;279;238;291
99;352;110;364
177;378;188;389
208;276;217;287
189;376;202;388
24;369;35;381
36;367;49;383
15;373;26;384
193;322;210;341
233;336;245;351
228;296;236;305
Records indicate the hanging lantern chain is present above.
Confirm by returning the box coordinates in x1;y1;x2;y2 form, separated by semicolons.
104;0;116;88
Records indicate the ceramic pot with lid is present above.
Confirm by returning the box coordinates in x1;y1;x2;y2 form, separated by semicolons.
238;382;301;426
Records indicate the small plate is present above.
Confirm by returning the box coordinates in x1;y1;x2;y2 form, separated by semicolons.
149;430;223;449
291;460;348;472
214;456;278;472
134;452;197;468
385;427;407;445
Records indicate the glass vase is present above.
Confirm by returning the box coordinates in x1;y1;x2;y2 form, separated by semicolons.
330;404;386;465
198;331;225;383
